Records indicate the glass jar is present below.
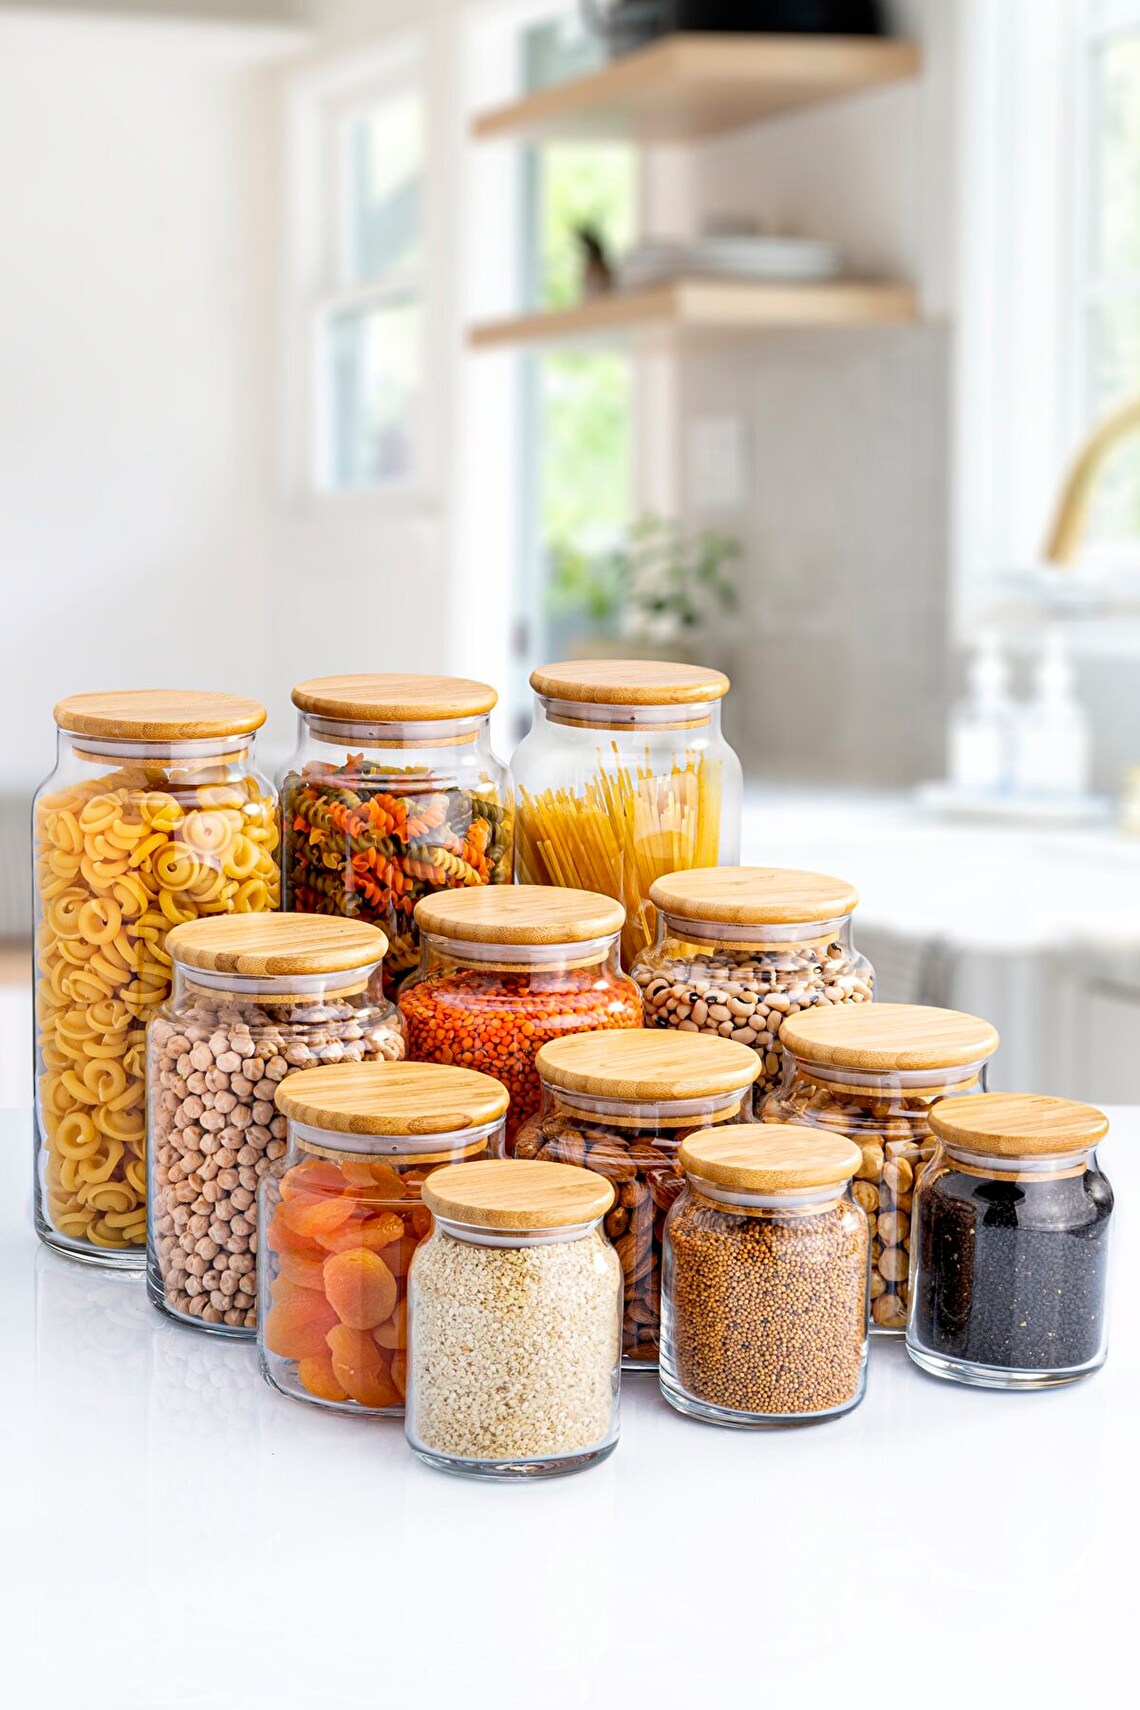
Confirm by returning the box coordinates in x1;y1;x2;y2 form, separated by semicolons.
33;691;279;1267
147;916;405;1337
908;1093;1113;1389
660;1124;869;1425
514;1030;759;1368
511;659;742;967
399;885;643;1142
632;865;874;1108
259;1061;507;1414
763;1004;1000;1333
406;1158;622;1478
280;674;512;998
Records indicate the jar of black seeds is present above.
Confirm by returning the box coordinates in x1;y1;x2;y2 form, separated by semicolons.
907;1093;1113;1389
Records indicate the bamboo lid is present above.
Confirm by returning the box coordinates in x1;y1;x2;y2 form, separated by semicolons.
535;1029;758;1102
422;1158;614;1228
529;659;729;707
291;674;497;722
930;1093;1109;1158
649;865;858;925
53;690;266;741
414;885;624;945
680;1124;862;1191
275;1062;509;1135
166;915;388;977
780;1004;999;1071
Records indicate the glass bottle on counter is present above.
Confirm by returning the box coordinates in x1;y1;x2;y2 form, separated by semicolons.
763;1004;1000;1333
147;915;405;1336
259;1061;508;1415
510;659;742;967
280;675;512;997
33;691;279;1267
907;1093;1113;1388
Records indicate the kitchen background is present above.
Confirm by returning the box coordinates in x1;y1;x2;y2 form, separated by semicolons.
3;0;1140;1105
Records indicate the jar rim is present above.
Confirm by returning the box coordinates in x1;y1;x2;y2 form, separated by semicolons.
684;1173;847;1211
428;1215;603;1246
652;911;853;947
293;1117;503;1159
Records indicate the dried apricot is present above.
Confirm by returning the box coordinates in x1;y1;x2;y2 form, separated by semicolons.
280;1192;357;1244
323;1248;397;1329
280;1159;346;1199
326;1324;401;1409
276;1250;327;1291
373;1300;407;1350
263;1289;339;1360
266;1207;322;1258
317;1210;405;1256
297;1353;348;1404
390;1351;407;1398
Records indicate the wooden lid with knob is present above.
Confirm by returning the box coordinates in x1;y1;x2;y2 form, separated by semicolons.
930;1093;1109;1158
414;884;624;945
779;1003;1000;1071
166;914;388;977
535;1029;759;1102
649;865;858;925
529;658;729;706
291;674;497;722
53;690;267;741
275;1062;509;1135
679;1123;863;1191
422;1158;615;1228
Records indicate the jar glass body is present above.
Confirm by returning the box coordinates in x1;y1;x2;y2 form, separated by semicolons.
511;697;742;967
762;1055;991;1333
280;712;512;997
147;964;405;1336
907;1141;1113;1388
33;731;279;1266
406;1215;622;1478
399;932;643;1141
632;912;874;1109
513;1083;753;1368
660;1177;869;1425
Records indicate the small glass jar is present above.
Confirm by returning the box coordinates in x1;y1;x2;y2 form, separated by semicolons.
259;1061;508;1415
280;675;513;997
660;1124;869;1426
632;865;874;1108
147;915;405;1336
33;691;279;1267
399;885;643;1141
763;1004;1000;1333
510;659;742;967
907;1093;1113;1389
514;1030;759;1368
406;1158;622;1478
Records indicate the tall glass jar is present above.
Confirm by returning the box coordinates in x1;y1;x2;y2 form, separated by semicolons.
33;691;279;1267
147;916;405;1336
762;1004;1000;1333
280;675;512;998
511;660;742;967
514;1030;759;1368
406;1159;622;1478
908;1094;1113;1389
660;1124;869;1426
259;1061;508;1415
632;865;874;1108
399;885;643;1142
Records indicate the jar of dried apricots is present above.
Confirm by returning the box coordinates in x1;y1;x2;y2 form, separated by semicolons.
259;1061;508;1414
399;885;643;1141
34;692;279;1267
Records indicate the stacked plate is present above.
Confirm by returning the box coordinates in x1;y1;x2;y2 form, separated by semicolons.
617;234;842;288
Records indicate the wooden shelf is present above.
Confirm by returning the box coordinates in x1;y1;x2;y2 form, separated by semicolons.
472;32;921;146
469;279;919;350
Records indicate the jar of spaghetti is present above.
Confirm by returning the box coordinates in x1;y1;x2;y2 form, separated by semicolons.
259;1061;508;1414
147;915;405;1336
281;675;513;997
515;1030;759;1367
33;692;279;1266
510;660;742;967
632;866;874;1107
762;1004;1000;1333
399;885;643;1141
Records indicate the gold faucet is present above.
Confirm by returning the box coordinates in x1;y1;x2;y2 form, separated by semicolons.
1043;393;1140;563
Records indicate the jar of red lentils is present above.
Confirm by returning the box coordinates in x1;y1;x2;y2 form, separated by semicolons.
399;886;643;1142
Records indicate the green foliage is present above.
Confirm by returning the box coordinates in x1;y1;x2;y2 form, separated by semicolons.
547;515;743;638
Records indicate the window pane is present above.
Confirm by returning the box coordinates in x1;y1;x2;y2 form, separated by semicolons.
1093;31;1140;278
1087;297;1140;539
323;300;419;489
343;90;422;283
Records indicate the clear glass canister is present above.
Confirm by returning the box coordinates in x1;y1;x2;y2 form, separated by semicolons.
406;1158;622;1478
33;691;279;1267
259;1061;507;1415
907;1094;1113;1389
763;1004;1000;1333
510;660;742;967
280;675;512;998
660;1125;870;1425
632;865;874;1108
147;916;405;1336
513;1030;759;1368
399;885;643;1142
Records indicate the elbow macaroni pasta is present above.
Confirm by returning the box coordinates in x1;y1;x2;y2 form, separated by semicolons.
34;759;279;1255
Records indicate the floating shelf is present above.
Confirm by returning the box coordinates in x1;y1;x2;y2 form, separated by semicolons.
472;32;921;146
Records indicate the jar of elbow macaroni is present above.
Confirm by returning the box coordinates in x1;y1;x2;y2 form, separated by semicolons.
33;692;280;1267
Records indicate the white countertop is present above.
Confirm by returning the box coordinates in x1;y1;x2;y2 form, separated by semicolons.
4;1103;1136;1710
